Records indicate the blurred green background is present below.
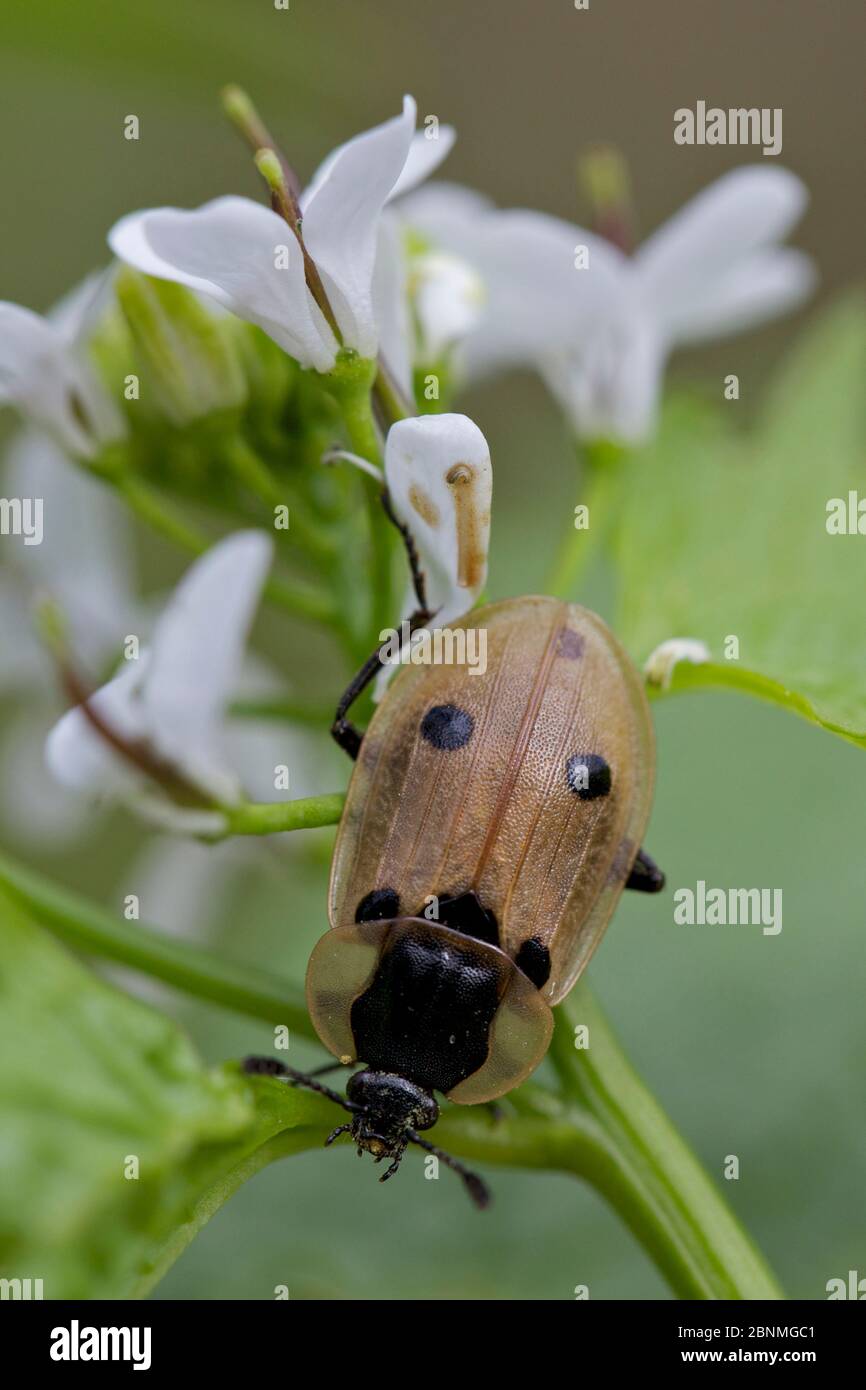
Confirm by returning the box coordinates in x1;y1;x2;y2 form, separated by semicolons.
1;0;863;1299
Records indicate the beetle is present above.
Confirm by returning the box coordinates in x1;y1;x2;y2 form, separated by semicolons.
244;585;664;1209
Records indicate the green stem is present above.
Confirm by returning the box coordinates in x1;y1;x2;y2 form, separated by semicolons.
222;793;345;836
117;475;338;628
0;848;783;1300
326;351;395;640
543;988;784;1300
223;437;336;562
544;445;622;599
0;851;313;1036
228;697;330;726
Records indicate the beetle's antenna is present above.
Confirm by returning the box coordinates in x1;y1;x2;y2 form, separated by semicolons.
407;1131;491;1210
242;1056;357;1114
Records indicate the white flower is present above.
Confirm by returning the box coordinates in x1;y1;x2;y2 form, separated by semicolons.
0;427;137;845
407;168;817;444
45;531;273;832
0;274;125;457
108;96;454;374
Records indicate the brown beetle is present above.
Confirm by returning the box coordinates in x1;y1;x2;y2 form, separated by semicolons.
246;593;663;1207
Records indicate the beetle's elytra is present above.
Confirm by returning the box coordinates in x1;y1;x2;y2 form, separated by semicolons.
245;595;663;1207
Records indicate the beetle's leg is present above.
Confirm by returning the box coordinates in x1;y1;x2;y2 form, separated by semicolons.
241;1056;357;1113
331;604;432;759
626;847;666;893
378;1140;409;1184
324;1123;353;1146
407;1131;491;1209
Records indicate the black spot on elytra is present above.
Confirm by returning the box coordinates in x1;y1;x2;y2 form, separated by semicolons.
555;627;585;660
421;704;474;751
566;752;611;800
515;936;551;989
355;887;400;923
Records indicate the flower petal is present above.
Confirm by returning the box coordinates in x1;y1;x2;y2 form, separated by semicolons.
109;197;337;371
45;656;149;798
372;216;414;400
636;166;810;331
412;251;485;360
384;413;491;628
432;208;630;380
142;531;272;797
653;246;817;347
5;427;134;668
0;303;117;456
301;96;417;356
541;314;666;445
388;124;456;201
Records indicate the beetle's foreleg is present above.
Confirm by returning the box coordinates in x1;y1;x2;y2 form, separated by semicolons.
331;605;432;759
625;847;666;893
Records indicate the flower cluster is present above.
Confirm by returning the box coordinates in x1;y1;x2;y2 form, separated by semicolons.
0;90;815;833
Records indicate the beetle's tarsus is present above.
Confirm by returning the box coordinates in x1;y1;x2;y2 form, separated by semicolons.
626;847;666;893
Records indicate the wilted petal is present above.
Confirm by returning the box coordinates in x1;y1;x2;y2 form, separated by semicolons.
644;638;711;690
302;96;417;356
653;246;817;347
109;196;338;371
637;166;810;327
384;413;492;628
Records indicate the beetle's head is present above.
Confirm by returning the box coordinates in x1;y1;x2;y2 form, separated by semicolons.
345;1069;438;1160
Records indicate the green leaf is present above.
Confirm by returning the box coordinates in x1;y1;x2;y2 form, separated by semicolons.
612;294;866;747
0;888;331;1298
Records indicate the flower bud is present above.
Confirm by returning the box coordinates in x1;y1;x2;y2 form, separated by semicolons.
115;268;247;427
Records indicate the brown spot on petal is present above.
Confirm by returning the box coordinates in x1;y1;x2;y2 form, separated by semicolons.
447;462;485;590
408;484;440;528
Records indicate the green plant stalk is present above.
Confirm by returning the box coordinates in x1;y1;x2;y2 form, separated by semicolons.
222;792;345;836
543;989;784;1299
134;1126;325;1298
0;853;314;1037
228;696;331;725
223;436;337;563
646;660;866;751
327;353;396;641
115;475;338;628
0;849;784;1300
544;445;623;599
